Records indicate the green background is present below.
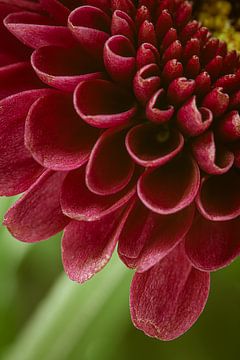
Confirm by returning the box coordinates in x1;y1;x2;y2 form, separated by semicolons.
0;196;239;360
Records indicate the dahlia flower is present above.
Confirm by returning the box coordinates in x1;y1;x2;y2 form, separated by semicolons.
1;0;240;341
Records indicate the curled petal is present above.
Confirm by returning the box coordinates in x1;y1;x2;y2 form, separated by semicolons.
162;40;182;65
185;214;240;271
202;87;229;118
126;123;184;168
167;77;195;106
68;6;110;60
25;92;100;171
196;171;240;221
217;111;240;142
111;10;135;42
62;209;123;283
138;154;200;214
104;35;136;84
133;63;161;105
162;59;183;85
214;74;239;94
61;166;137;221
86;127;135;195
146;88;175;124
191;131;234;175
4;11;75;49
118;198;194;272
177;96;213;136
0;62;42;100
136;43;160;69
195;71;211;96
74;79;137;128
155;9;173;40
111;0;136;17
130;244;210;341
3;170;69;242
31;46;104;92
0;90;53;196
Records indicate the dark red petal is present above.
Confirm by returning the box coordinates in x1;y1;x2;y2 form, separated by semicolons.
111;10;135;42
0;90;53;196
185;214;240;271
146;88;175;124
31;46;104;92
191;131;234;175
177;96;213;137
86;127;134;195
74;79;137;128
138;154;200;214
104;35;135;85
3;170;69;242
130;244;210;341
68;5;110;60
202;87;229;118
40;0;70;25
126;123;184;167
0;62;42;100
61;166;136;221
62;209;123;283
118;198;194;272
4;11;75;49
167;77;195;106
196;171;240;221
25;92;100;171
217;111;240;142
133;63;161;105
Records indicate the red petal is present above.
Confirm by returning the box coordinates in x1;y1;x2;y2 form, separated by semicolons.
130;244;210;341
61;166;137;221
25;92;100;171
118;198;194;272
4;11;75;49
74;79;137;128
191;131;234;175
185;214;240;271
126;123;184;167
3;170;69;242
133;63;161;105
104;35;135;85
68;5;110;60
196;171;240;221
86;127;135;195
0;90;53;196
62;210;122;283
31;46;104;92
138;154;200;214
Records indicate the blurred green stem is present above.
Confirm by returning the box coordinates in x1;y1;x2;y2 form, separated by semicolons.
4;253;132;360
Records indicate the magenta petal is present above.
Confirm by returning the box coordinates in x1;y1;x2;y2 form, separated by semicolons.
185;214;240;271
191;131;234;175
25;92;100;171
3;170;69;242
0;89;54;196
104;35;136;84
0;62;42;100
118;198;194;272
61;166;137;221
126;123;184;168
130;244;210;341
111;10;135;42
68;6;110;60
4;11;75;49
62;210;122;283
196;171;240;221
138;154;200;214
74;79;137;128
86;127;135;195
31;46;104;92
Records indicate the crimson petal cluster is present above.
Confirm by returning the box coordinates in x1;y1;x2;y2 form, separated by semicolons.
1;0;240;341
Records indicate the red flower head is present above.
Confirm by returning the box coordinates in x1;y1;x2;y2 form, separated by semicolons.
1;0;240;340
